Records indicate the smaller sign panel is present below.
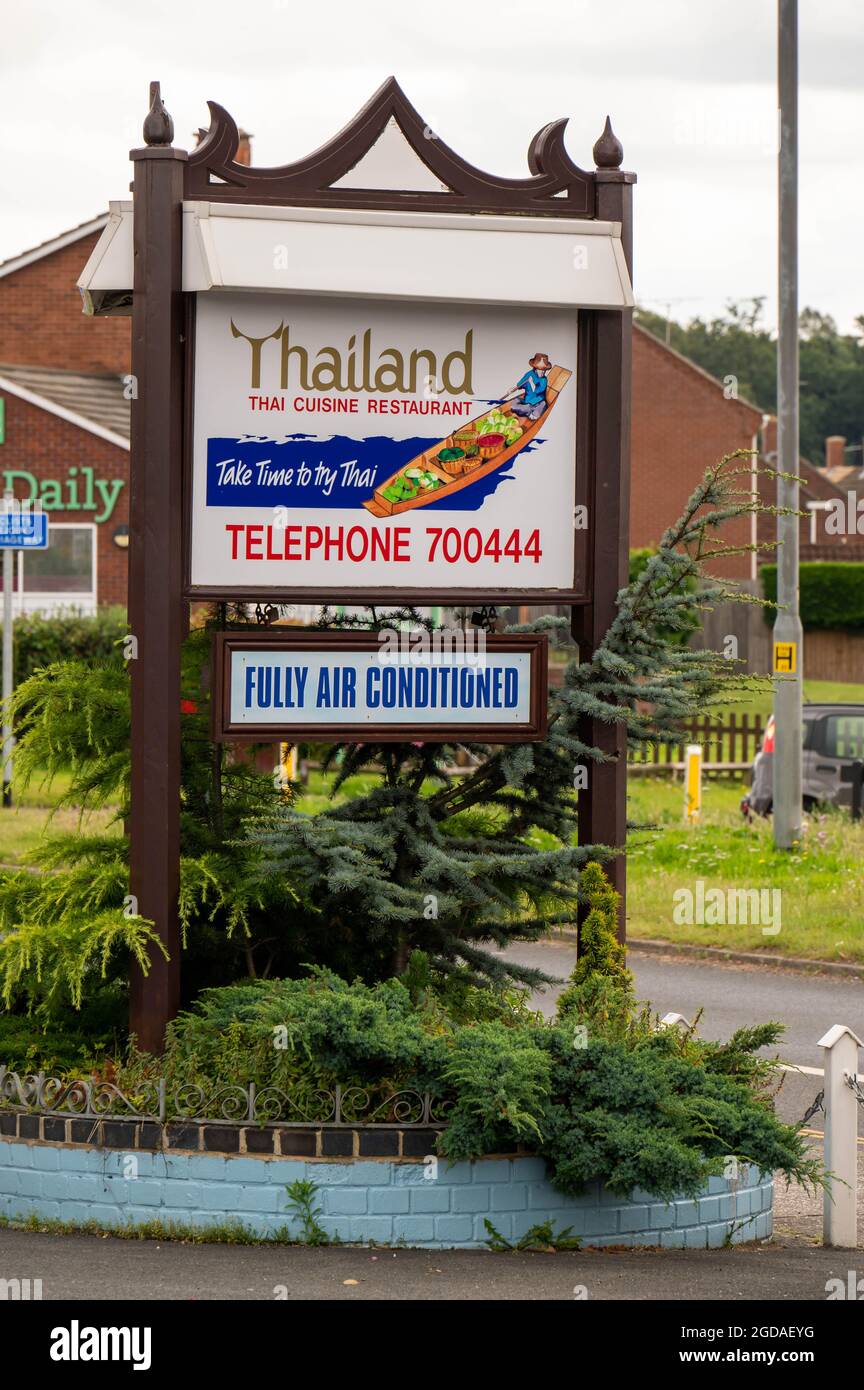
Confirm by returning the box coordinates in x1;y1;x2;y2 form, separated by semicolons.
212;630;547;743
0;507;48;549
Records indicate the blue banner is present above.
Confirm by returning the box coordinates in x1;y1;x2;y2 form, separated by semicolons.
205;434;543;513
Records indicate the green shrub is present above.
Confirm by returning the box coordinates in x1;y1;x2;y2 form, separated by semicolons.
0;991;127;1073
78;955;821;1202
555;862;645;1040
761;562;864;630
629;547;656;584
3;608;128;685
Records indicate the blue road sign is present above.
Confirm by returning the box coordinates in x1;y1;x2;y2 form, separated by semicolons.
0;509;49;549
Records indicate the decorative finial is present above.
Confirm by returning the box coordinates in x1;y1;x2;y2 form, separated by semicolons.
143;81;174;146
593;115;623;170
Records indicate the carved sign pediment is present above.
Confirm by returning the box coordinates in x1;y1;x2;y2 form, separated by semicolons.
185;75;622;217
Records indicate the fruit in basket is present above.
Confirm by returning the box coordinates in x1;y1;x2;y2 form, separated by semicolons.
437;446;468;475
382;469;442;504
477;410;523;446
478;432;505;458
383;481;415;503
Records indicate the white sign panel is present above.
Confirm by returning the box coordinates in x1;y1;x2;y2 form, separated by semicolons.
213;633;548;743
189;291;578;599
230;650;531;728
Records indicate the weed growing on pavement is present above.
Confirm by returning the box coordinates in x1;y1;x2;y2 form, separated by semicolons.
285;1179;330;1246
0;1212;278;1245
483;1218;581;1252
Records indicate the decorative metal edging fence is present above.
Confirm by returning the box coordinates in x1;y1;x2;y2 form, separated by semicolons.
0;1067;450;1129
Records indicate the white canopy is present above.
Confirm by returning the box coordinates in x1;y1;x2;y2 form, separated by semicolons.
78;200;633;315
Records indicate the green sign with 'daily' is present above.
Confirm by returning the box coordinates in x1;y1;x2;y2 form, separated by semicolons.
1;466;124;524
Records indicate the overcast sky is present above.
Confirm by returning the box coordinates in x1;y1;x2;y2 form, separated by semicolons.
1;0;861;333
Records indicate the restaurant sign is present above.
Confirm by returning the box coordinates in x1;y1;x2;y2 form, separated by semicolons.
211;630;548;743
189;291;578;603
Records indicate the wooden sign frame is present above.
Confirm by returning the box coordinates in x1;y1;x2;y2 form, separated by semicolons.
211;629;548;744
117;77;634;1051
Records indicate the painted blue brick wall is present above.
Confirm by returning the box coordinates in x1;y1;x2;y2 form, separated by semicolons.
0;1138;773;1249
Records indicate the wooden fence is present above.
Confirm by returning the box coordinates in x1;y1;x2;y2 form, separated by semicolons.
270;715;766;781
628;713;765;774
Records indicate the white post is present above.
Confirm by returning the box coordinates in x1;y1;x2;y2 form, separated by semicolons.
818;1024;862;1248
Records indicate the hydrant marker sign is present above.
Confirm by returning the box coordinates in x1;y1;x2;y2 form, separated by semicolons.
189;291;578;600
212;631;548;743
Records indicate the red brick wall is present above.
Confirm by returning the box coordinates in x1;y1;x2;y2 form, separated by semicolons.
756;417;855;559
631;328;762;578
0;233;131;374
0;391;128;606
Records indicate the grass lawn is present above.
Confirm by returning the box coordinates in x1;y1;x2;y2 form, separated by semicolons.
0;805;120;866
705;677;864;721
626;775;864;963
0;768;119;865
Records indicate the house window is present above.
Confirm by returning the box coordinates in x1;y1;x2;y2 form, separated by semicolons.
15;524;97;616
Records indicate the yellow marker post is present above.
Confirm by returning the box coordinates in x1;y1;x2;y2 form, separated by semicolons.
773;640;797;674
684;744;702;824
278;743;297;792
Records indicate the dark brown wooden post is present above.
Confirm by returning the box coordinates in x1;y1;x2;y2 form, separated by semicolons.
574;119;635;941
127;82;185;1052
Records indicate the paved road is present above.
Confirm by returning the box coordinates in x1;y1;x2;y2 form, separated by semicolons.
500;939;864;1063
0;1227;855;1300
497;940;864;1133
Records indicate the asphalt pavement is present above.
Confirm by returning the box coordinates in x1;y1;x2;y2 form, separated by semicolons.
501;938;864;1064
498;938;864;1133
0;1226;856;1300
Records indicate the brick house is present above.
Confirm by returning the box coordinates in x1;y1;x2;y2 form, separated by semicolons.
630;326;762;580
0;220;130;612
632;329;858;578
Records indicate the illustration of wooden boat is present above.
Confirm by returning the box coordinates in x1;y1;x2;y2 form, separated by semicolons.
363;365;572;517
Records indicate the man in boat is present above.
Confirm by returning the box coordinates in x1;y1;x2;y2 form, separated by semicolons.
502;352;552;421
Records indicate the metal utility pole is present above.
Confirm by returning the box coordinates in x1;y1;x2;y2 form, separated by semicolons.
773;0;803;849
